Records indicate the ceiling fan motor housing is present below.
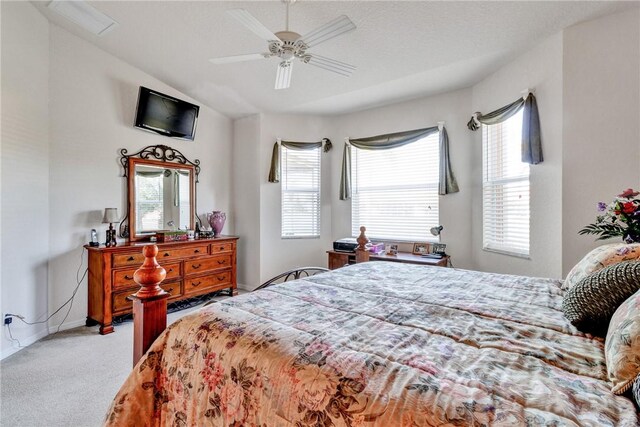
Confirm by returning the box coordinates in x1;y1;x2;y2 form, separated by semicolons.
270;31;308;61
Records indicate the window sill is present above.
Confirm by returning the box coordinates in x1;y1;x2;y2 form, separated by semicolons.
482;247;530;260
281;236;321;240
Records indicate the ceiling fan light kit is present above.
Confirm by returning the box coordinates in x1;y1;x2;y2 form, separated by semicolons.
210;1;357;90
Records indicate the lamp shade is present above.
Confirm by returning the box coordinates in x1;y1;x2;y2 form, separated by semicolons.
430;225;443;237
102;208;119;224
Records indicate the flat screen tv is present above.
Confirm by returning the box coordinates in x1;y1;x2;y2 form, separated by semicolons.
134;86;199;141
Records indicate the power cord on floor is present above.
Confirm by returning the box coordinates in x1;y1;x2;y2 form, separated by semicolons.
5;247;88;335
6;323;22;348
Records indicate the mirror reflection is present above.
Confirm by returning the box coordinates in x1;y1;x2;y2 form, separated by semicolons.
134;164;192;233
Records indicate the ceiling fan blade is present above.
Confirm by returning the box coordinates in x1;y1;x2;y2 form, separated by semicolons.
297;15;356;48
305;54;356;77
209;53;270;64
226;9;281;43
275;61;293;90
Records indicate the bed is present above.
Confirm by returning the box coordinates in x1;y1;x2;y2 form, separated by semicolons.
104;260;639;426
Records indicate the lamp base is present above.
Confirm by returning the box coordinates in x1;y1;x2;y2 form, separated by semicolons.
105;224;117;247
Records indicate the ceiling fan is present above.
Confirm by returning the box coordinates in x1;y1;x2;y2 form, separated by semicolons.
209;0;357;90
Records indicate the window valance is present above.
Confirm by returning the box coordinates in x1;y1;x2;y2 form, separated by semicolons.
339;125;459;200
268;138;332;183
467;93;542;164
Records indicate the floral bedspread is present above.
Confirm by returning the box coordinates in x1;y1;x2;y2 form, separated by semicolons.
105;262;638;426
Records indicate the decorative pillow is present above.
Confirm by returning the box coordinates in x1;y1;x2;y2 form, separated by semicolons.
605;290;640;394
563;243;640;291
632;376;640;409
562;261;640;335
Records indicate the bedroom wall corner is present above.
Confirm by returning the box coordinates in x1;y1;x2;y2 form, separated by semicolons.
47;24;233;333
232;114;261;289
471;33;564;279
1;1;51;359
561;9;640;276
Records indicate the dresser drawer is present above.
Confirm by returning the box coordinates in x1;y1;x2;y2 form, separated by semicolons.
157;245;208;261
112;252;145;267
211;242;234;254
112;281;182;313
112;262;181;291
184;254;232;276
184;271;231;294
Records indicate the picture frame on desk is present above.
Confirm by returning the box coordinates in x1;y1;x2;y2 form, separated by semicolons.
385;244;398;256
412;242;430;255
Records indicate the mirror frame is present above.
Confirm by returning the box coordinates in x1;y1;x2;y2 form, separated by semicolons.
119;145;200;241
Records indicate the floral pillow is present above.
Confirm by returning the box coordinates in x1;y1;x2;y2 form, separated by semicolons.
563;243;640;291
605;290;640;394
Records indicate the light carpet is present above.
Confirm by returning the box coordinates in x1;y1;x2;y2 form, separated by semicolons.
0;295;234;427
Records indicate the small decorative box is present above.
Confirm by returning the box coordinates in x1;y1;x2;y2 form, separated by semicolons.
156;231;189;242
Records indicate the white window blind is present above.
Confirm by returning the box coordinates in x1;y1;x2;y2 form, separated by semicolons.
281;145;321;238
351;133;440;241
482;109;530;256
135;174;164;231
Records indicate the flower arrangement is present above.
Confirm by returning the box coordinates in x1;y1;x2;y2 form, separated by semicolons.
579;188;640;243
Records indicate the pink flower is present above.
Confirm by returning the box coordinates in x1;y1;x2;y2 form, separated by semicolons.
200;353;224;391
618;188;640;199
220;381;246;423
404;355;440;375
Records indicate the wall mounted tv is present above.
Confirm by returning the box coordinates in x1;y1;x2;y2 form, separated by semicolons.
134;86;199;141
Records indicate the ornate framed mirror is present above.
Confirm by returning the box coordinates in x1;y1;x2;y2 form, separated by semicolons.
119;145;200;241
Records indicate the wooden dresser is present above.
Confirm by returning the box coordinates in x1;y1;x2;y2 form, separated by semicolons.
85;236;238;334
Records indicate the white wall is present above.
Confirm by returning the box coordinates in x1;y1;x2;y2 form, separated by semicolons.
330;88;475;269
562;9;640;275
258;114;334;284
1;2;51;358
471;33;564;278
46;25;233;332
232;115;261;288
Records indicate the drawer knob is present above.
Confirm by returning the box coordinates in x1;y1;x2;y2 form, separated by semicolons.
163;253;170;257
219;246;225;251
167;287;174;293
192;281;201;287
127;256;134;261
217;276;225;281
192;264;201;269
124;275;133;280
168;268;173;273
217;260;225;265
194;249;201;253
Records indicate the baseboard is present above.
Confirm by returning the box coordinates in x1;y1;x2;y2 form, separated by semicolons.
47;318;87;333
1;318;88;360
1;327;49;360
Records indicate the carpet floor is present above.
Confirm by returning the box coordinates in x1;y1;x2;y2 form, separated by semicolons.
0;293;236;427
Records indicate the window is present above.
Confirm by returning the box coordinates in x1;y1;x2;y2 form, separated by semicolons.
281;146;321;238
482;109;530;256
351;133;440;241
135;173;164;231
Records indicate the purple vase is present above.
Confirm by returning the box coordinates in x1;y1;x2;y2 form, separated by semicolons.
207;211;226;237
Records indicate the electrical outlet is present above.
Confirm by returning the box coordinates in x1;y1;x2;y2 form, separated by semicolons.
4;315;12;325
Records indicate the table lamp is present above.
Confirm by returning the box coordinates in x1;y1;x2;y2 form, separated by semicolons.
102;208;120;247
430;225;443;238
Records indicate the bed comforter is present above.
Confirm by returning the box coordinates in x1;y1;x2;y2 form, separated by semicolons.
105;262;639;426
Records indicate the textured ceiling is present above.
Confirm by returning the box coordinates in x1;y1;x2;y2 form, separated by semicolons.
34;1;638;118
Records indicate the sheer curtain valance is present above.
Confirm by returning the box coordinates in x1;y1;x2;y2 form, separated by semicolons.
467;92;543;164
268;138;332;183
339;125;459;200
